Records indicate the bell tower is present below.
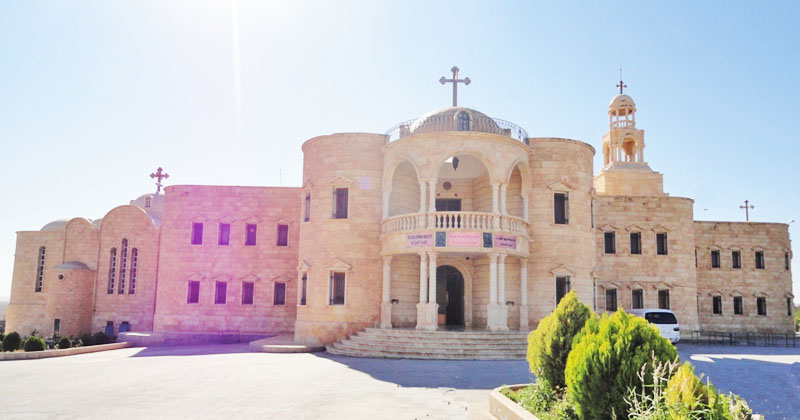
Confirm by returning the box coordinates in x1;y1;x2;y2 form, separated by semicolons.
594;81;664;196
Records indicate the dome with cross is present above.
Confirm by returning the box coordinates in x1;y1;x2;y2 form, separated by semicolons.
609;94;636;116
409;107;505;137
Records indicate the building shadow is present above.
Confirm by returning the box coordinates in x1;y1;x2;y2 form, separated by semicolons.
677;343;800;420
315;352;533;390
129;342;253;357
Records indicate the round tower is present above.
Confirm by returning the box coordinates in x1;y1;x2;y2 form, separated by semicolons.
295;133;386;346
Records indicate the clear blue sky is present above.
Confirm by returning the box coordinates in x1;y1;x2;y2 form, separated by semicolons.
1;1;798;302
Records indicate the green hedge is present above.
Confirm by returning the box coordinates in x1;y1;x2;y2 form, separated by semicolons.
565;310;677;420
2;331;21;352
58;336;72;349
23;336;46;352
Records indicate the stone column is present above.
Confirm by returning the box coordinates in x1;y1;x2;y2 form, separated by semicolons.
499;184;508;215
498;253;506;304
416;252;437;331
382;190;391;219
427;179;437;228
491;182;500;229
380;256;393;329
428;252;437;303
519;258;529;331
522;194;529;222
487;253;509;331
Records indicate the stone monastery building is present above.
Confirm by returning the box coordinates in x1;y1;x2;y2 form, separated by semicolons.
7;71;795;346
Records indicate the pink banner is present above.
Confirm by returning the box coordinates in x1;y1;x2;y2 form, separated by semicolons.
496;235;517;249
447;232;482;247
406;233;433;247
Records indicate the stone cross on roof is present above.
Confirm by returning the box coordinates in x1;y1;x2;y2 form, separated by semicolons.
439;66;471;107
150;167;169;194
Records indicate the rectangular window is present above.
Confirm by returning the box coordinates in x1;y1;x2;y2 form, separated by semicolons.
53;318;61;335
711;250;721;268
712;296;722;315
274;282;286;305
555;276;571;305
191;222;204;245
304;193;311;222
333;188;349;219
605;289;617;312
732;251;741;269
242;282;254;305
215;281;227;304
756;297;767;316
107;248;117;294
604;232;616;254
218;223;230;246
129;248;138;295
631;289;644;309
787;298;793;317
733;296;743;315
656;233;668;255
300;274;307;305
245;224;257;246
329;272;346;305
187;280;200;304
35;246;46;293
658;289;670;309
786;252;790;270
277;224;289;247
630;232;642;255
553;193;568;225
119;321;130;333
755;251;765;269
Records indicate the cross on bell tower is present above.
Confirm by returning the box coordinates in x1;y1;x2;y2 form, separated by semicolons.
616;68;627;94
439;66;471;107
150;167;169;194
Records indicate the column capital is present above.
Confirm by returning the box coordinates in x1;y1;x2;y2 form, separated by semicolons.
519;257;529;265
498;253;507;262
382;256;393;264
499;183;508;191
426;250;438;259
417;251;428;259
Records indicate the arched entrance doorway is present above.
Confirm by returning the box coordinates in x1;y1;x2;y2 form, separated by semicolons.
436;265;465;327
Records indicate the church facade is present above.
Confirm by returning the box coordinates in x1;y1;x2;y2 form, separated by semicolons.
6;81;795;345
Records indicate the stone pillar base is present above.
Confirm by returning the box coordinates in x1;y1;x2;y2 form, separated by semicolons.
519;305;529;331
380;302;393;329
415;303;439;331
486;303;509;332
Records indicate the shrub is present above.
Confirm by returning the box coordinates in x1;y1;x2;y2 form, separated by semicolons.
2;331;22;352
565;309;678;420
23;336;46;352
78;333;95;346
0;332;5;341
527;291;593;389
93;331;112;345
58;336;72;349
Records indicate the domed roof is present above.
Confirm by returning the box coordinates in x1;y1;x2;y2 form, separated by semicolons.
409;107;505;136
41;219;69;231
609;94;636;114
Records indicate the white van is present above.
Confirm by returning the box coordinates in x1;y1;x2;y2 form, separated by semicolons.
629;308;680;343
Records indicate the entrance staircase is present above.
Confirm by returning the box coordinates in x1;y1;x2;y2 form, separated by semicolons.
326;328;529;360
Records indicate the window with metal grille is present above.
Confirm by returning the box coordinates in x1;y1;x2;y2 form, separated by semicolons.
555;276;570;305
329;272;346;305
604;232;616;254
187;281;200;304
605;289;617;312
756;297;767;316
107;248;117;294
457;112;470;131
215;281;227;304
658;289;670;309
242;281;254;305
630;233;641;255
712;296;722;315
245;224;257;246
631;289;643;309
218;223;230;246
35;246;46;292
191;222;203;245
732;250;741;269
304;193;311;222
277;224;289;246
129;248;138;294
656;233;668;255
755;251;765;269
118;239;128;294
554;193;568;225
274;282;286;305
300;275;307;305
733;296;743;315
333;188;349;219
711;250;721;268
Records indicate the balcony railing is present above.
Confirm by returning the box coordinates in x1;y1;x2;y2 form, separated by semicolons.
385;117;529;143
382;211;528;236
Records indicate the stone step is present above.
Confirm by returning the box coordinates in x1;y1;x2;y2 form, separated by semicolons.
350;333;527;345
335;340;526;353
326;345;526;360
346;336;526;350
360;329;528;340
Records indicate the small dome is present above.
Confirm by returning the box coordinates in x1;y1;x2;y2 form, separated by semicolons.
609;94;636;115
91;218;103;229
41;219;69;231
409;107;505;136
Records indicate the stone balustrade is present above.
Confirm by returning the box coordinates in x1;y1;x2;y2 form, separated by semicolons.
382;211;528;236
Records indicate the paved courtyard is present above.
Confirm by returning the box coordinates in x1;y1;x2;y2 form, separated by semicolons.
0;342;798;420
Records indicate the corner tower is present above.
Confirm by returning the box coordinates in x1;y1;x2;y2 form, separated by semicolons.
594;85;664;196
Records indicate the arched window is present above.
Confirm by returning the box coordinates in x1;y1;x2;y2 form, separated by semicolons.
457;112;470;131
107;248;117;294
35;246;46;292
118;239;128;294
129;248;138;295
145;197;152;208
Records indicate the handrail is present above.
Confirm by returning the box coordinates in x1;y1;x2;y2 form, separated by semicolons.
382;211;528;236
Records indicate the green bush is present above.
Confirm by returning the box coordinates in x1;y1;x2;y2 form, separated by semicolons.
78;333;95;346
23;336;46;352
92;331;112;345
0;333;5;342
58;336;72;349
565;309;678;420
2;331;22;352
527;291;593;389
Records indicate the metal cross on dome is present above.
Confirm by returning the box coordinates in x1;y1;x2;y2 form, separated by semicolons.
439;66;471;107
616;67;627;94
150;167;169;194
